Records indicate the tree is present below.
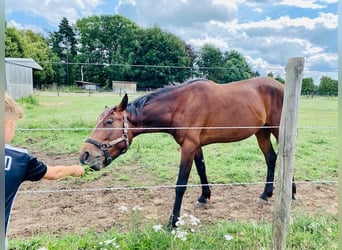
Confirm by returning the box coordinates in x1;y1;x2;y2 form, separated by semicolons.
301;77;314;95
5;26;25;57
5;26;59;87
266;72;285;84
267;72;274;78
196;44;225;82
23;30;60;87
197;45;252;83
49;17;77;85
76;17;194;89
318;76;338;96
252;71;260;77
275;75;285;84
76;15;142;86
222;50;252;82
133;26;194;89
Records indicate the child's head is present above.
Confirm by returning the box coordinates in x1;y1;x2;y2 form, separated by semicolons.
5;93;23;143
5;92;23;121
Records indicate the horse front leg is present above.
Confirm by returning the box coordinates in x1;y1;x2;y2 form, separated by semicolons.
194;147;211;207
168;149;194;228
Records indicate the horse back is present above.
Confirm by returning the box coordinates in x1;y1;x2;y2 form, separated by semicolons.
180;77;283;121
171;77;284;144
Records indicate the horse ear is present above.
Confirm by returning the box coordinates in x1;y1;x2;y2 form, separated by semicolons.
117;93;128;112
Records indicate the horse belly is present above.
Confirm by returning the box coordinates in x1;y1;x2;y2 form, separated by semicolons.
200;127;260;145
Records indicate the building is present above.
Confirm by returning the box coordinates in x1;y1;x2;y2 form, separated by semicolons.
5;58;42;99
112;81;137;94
75;80;101;91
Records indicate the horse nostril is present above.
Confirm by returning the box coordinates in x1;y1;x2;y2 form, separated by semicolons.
80;151;90;164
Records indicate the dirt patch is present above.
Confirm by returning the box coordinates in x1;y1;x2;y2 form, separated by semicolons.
8;152;337;238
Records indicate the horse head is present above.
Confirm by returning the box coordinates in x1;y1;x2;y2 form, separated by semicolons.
79;94;132;170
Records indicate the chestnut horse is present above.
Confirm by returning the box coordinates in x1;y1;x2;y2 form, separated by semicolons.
79;77;296;227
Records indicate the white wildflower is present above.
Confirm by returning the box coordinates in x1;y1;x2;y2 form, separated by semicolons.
174;230;188;241
132;205;143;211
175;217;185;227
189;215;200;226
118;205;128;212
224;234;233;241
104;239;116;245
99;238;119;249
153;224;163;232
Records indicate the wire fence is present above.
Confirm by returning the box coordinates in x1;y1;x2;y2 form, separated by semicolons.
18;180;337;195
16;125;338;131
13;78;338;195
14;124;338;195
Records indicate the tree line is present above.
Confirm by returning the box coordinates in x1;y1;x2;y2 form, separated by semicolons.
5;15;338;95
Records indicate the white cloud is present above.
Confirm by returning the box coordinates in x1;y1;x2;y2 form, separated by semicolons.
4;0;338;80
245;55;284;76
210;13;337;31
275;0;326;9
188;35;229;51
7;20;45;34
307;53;338;69
5;0;102;27
116;0;238;27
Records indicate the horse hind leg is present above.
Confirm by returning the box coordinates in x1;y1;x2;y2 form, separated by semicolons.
256;128;297;203
194;147;211;208
255;128;276;203
270;126;297;200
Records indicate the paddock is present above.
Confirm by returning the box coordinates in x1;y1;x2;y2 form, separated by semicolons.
8;92;338;241
8;153;338;237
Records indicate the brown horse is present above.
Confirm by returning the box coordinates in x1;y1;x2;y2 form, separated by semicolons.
79;77;296;227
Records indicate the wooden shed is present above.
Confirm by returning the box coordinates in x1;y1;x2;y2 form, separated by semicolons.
75;80;101;91
5;58;42;99
112;81;137;94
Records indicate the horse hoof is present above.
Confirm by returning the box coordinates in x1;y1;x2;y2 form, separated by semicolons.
256;198;270;206
291;196;301;205
194;201;208;209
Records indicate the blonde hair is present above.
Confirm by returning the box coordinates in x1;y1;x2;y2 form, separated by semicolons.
5;92;23;120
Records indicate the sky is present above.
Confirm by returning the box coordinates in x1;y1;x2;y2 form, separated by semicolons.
5;0;338;84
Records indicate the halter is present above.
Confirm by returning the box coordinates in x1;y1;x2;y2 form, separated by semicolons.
85;111;130;166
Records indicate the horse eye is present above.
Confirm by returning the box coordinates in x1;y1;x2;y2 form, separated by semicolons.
105;119;114;125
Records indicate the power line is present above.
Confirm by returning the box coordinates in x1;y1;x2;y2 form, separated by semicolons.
6;59;338;73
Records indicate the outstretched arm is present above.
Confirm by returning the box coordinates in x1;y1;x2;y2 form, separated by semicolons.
43;165;85;180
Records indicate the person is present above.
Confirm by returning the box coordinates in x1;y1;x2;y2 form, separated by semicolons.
4;93;85;249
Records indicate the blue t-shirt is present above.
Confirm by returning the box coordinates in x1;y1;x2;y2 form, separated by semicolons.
5;144;47;236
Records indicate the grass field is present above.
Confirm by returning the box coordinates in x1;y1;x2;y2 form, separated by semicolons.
9;91;338;249
14;92;338;184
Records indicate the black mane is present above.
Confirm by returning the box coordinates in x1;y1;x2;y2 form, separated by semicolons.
126;78;208;119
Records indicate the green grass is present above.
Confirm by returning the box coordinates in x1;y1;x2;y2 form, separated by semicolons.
10;92;338;249
14;93;337;184
9;213;337;250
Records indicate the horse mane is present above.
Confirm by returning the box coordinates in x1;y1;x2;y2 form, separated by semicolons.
126;78;208;119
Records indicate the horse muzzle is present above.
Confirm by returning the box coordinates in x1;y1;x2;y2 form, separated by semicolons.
79;150;105;171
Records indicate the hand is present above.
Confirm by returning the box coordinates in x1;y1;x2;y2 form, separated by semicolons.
72;165;85;177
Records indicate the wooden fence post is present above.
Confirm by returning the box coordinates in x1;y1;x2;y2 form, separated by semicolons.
272;57;305;250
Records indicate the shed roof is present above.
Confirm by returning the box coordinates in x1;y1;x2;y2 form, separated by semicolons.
5;57;43;70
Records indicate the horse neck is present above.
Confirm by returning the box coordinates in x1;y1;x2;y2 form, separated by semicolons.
128;98;175;136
